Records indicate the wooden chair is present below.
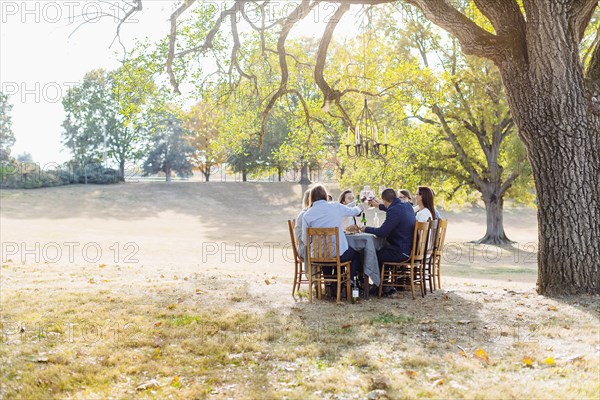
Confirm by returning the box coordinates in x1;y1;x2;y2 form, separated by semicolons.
431;219;448;290
423;219;439;293
379;221;430;300
306;227;352;303
287;219;308;296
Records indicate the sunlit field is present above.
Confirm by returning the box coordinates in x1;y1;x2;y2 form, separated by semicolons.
1;183;598;399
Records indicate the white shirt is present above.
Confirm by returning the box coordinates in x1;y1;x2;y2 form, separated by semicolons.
416;208;433;222
301;200;363;256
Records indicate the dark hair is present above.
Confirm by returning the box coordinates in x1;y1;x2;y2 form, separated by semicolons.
310;184;328;204
398;189;412;201
302;189;311;209
327;194;333;201
338;189;353;204
381;188;397;202
417;186;437;220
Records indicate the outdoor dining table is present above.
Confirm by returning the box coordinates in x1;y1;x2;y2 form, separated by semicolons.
345;232;386;299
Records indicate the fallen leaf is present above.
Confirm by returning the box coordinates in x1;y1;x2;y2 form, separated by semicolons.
265;279;271;285
403;370;417;377
543;357;555;366
432;378;445;386
152;348;161;359
171;376;180;388
195;289;205;294
153;321;162;327
341;324;352;329
547;305;558;311
167;304;177;310
88;278;96;284
99;264;106;268
474;348;490;364
521;356;534;367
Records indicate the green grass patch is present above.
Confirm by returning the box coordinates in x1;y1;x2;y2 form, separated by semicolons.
370;312;414;324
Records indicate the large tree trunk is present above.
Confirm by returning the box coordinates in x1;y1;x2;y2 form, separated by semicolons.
202;166;210;182
299;161;310;185
477;191;512;245
496;4;600;295
165;166;172;182
119;159;125;182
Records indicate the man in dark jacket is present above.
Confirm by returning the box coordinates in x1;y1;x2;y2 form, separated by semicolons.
355;188;416;265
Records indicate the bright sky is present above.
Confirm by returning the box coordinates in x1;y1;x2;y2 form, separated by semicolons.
0;1;363;165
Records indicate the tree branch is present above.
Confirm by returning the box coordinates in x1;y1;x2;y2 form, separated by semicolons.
499;170;520;196
574;0;598;42
432;104;486;189
259;0;315;145
167;0;196;95
472;0;525;37
314;2;351;124
404;0;511;60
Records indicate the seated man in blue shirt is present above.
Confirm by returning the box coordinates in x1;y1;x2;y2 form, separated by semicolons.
301;184;365;284
353;188;416;268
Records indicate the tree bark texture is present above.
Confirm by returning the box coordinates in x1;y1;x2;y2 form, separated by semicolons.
495;3;600;295
407;0;600;295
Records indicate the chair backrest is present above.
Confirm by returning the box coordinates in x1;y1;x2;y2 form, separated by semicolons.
426;219;439;257
287;219;301;261
306;227;341;264
433;219;448;256
410;221;430;262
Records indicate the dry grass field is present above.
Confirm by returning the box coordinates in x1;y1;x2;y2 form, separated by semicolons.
1;182;598;399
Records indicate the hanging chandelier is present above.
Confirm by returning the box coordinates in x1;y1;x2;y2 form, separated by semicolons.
344;7;388;158
346;98;388;157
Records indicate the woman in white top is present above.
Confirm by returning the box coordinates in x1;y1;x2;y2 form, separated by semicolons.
415;186;437;222
338;189;357;231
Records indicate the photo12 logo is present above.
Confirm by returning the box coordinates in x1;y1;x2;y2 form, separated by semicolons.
1;241;140;264
0;1;139;24
1;81;78;104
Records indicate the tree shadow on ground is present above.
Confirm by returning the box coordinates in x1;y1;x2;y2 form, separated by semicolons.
288;289;493;364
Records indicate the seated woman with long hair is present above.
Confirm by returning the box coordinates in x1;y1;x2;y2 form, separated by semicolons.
415;186;437;222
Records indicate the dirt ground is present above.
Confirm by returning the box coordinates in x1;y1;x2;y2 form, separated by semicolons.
0;182;598;399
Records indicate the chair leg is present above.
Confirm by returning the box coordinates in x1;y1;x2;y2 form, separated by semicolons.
336;267;342;303
409;264;416;300
298;261;304;294
420;263;426;297
431;260;437;291
292;261;299;295
308;264;313;303
316;268;322;300
378;264;385;298
437;258;442;289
